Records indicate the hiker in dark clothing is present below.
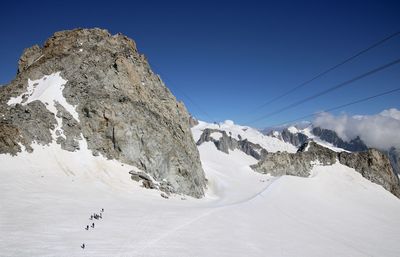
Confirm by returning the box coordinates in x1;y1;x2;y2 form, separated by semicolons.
101;208;104;212
85;225;89;230
90;215;93;220
81;243;85;249
91;223;95;228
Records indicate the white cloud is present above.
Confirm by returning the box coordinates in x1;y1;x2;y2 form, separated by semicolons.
313;108;400;150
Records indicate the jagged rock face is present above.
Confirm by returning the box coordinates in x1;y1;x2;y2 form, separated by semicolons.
281;128;308;147
251;141;336;177
311;127;399;176
252;141;400;198
387;147;400;176
338;149;400;198
0;28;206;197
311;127;368;152
0;101;56;154
188;115;199;128
196;128;267;160
266;128;308;147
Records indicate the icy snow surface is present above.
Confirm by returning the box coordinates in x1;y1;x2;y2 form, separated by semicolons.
210;131;223;140
1;122;400;256
287;126;298;134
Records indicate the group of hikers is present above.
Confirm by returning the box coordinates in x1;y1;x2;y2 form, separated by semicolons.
81;208;105;249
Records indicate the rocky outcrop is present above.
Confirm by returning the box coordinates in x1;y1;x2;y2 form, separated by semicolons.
387;147;400;176
311;128;399;176
0;28;206;197
268;126;368;152
312;127;368;152
338;149;400;198
281;128;308;147
0;101;56;155
252;141;400;198
188;115;199;128
266;128;308;147
251;141;336;177
129;169;176;196
196;128;267;160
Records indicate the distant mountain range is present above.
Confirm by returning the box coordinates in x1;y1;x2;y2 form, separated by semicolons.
264;124;400;176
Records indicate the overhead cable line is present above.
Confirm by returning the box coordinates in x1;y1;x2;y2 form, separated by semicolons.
149;62;214;121
253;30;400;110
247;57;400;124
269;86;400;127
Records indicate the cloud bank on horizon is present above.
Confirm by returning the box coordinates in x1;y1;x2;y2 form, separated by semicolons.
314;108;400;150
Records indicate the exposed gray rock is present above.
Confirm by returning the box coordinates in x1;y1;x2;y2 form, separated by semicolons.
142;180;156;189
17;45;43;74
129;169;176;195
0;28;206;198
129;170;153;182
159;180;176;195
338;149;400;198
160;193;169;199
252;141;400;198
0;101;56;155
267;126;368;152
281;128;308;147
310;127;400;177
197;128;233;154
266;128;308;147
297;141;337;165
196;128;266;160
188;115;199;128
55;102;82;152
238;139;268;160
252;151;313;177
312;127;368;152
387;147;400;176
251;141;336;177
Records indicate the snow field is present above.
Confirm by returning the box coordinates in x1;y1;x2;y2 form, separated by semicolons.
1;112;400;256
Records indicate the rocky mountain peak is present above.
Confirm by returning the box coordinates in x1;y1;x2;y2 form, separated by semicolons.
0;28;206;197
311;126;368;152
17;29;139;75
196;128;267;160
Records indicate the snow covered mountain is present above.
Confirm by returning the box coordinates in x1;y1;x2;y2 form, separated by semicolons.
266;125;368;151
195;120;400;198
1;28;400;256
266;123;400;176
2;119;400;256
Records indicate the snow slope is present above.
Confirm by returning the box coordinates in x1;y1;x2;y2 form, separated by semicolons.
1;124;400;256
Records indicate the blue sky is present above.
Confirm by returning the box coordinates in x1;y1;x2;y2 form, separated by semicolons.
0;0;399;128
